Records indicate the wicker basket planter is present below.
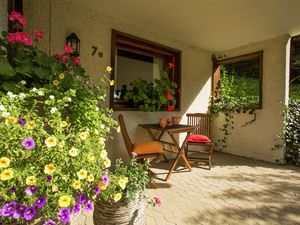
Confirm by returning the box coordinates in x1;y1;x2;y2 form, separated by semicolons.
93;195;145;225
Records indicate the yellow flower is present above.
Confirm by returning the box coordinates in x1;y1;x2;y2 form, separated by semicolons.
60;121;68;127
58;141;65;148
0;157;11;168
98;181;107;190
87;154;95;162
100;150;107;160
59;73;65;79
79;131;89;140
26;176;37;185
53;80;59;86
87;174;94;182
69;147;79;157
113;193;122;202
0;169;14;181
58;195;71;208
104;159;111;168
45;136;57;147
72;180;81;190
99;137;105;146
118;177;129;190
44;164;56;175
106;66;112;73
77;169;88;180
109;80;115;86
26;121;36;130
5;116;17;125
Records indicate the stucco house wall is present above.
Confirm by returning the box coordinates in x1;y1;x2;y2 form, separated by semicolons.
212;35;290;162
23;0;212;161
0;0;7;33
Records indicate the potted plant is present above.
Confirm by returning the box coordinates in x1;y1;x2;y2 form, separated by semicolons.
124;67;177;112
0;12;119;224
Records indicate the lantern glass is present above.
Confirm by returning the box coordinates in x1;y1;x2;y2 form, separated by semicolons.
66;33;80;56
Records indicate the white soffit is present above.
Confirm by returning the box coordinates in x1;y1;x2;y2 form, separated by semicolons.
71;0;300;52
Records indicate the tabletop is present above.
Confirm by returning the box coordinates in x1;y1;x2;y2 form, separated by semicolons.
139;123;197;133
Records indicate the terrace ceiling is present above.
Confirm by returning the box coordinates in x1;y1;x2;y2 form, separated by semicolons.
71;0;300;52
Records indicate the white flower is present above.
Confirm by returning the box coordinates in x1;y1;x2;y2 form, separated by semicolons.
32;88;37;92
7;92;16;98
67;97;72;102
49;95;55;100
38;91;44;96
19;93;26;100
0;105;5;111
2;112;10;118
21;80;26;85
100;150;108;159
50;107;57;114
100;124;105;129
95;107;99;111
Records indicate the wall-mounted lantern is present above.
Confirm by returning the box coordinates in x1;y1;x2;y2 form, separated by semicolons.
66;33;80;56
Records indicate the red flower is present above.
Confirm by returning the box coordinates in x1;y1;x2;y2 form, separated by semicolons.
167;105;175;112
167;89;173;101
32;30;43;41
72;57;80;65
168;62;174;69
6;32;32;46
9;11;27;25
63;44;74;54
153;197;162;207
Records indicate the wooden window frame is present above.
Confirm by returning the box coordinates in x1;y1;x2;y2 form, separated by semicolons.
110;29;182;111
212;51;263;109
7;0;23;32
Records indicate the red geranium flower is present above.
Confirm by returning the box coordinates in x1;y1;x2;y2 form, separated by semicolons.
168;62;174;68
168;105;175;112
167;89;173;101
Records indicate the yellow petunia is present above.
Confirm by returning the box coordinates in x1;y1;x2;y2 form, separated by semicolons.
72;180;81;190
0;157;11;168
99;137;105;146
118;177;129;190
98;181;107;190
109;80;115;86
100;150;108;160
106;66;112;73
69;147;79;157
60;121;68;127
58;141;65;148
26;176;37;185
26;121;36;130
44;164;56;175
0;169;14;181
45;136;57;147
113;193;122;202
87;154;95;162
116;126;121;133
58;195;71;208
53;80;59;86
5;116;17;125
77;169;88;180
59;73;65;79
87;174;94;182
79;131;89;140
104;159;111;168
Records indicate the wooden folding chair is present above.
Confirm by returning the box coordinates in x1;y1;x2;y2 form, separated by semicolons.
118;114;163;166
186;113;213;169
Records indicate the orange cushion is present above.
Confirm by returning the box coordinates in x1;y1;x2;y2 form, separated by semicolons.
188;134;211;143
133;141;163;156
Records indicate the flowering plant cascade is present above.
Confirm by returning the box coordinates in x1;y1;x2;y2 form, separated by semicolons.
0;12;118;224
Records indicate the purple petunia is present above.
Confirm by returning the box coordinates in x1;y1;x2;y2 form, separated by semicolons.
9;186;17;192
13;204;26;219
35;196;46;208
57;208;71;224
23;206;36;221
19;118;26;126
94;186;101;195
44;220;57;225
25;185;38;196
73;202;81;214
1;202;17;217
46;175;52;182
102;175;109;186
21;138;35;150
77;193;86;204
84;200;93;212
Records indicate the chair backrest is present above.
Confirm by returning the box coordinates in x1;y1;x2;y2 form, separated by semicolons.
118;114;134;156
186;113;211;137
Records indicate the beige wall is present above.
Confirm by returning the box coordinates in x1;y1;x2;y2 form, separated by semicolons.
23;0;212;162
213;35;290;163
0;0;7;33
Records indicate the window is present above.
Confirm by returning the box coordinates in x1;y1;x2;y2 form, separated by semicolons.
110;30;181;110
212;51;263;108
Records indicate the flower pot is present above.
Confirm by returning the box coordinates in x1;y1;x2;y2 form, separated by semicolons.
93;195;145;225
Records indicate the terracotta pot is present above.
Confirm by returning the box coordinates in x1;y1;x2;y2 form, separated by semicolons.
159;118;169;128
172;116;181;125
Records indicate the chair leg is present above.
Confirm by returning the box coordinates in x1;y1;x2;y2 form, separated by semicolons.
163;153;169;163
208;145;213;170
150;154;163;166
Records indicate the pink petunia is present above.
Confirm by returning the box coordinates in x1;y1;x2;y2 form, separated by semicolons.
9;11;27;25
153;197;162;207
32;30;43;41
63;44;74;54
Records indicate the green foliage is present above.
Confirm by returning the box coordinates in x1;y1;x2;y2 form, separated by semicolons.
210;66;258;148
289;82;300;100
124;70;177;112
99;157;150;204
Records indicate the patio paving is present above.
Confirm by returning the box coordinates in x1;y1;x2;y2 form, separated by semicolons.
79;151;300;225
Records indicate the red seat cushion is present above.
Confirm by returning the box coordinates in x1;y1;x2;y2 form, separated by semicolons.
188;134;211;143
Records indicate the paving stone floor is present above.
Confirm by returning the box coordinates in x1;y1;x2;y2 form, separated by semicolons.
80;152;300;225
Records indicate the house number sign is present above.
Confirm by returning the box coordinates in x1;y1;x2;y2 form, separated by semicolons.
91;46;103;57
